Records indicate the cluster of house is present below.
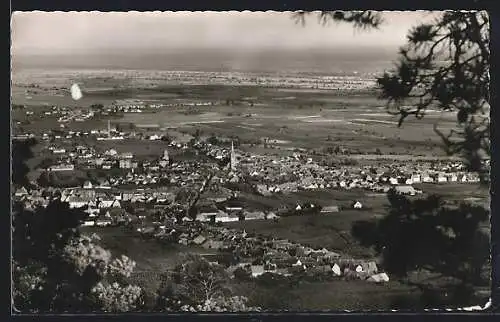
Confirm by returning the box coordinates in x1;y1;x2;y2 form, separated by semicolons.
136;70;376;91
45;139;187;176
137;220;389;283
15;105;94;126
13;185;176;227
57;110;95;123
230;151;482;196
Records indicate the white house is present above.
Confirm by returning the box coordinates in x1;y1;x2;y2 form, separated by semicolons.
49;164;75;171
251;265;265;277
422;175;434;183
196;212;218;222
321;205;340;213
110;200;121;208
367;272;390;283
182;216;193;222
437;175;448;183
395;185;417;196
15;186;29;197
120;152;134;159
353;201;363;209
411;174;421;183
67;197;88;209
266;212;280;220
98;199;115;208
225;206;243;212
332;263;342;276
119;159;132;169
84;205;100;216
52;148;66;154
82;181;93;189
244;211;265;221
215;212;237;223
105;149;118;156
98;179;111;189
96;218;113;227
81;220;96;227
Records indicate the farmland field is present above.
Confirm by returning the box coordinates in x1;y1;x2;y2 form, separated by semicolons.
80;226;216;271
12;69;461;159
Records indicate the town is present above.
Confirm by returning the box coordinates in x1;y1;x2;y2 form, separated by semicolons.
13;102;488;289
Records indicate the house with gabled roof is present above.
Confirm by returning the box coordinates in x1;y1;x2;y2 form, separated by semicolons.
67;196;89;209
250;265;265;277
321;205;340;214
394;185;417;196
411;174;421;183
98;198;115;209
193;235;207;245
83;180;95;189
81;220;96;227
352;201;363;209
437;174;448;183
15;186;29;197
95;216;113;227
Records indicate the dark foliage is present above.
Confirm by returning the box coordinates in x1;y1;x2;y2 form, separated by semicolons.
12;138;37;187
376;11;490;173
351;190;490;305
293;11;383;30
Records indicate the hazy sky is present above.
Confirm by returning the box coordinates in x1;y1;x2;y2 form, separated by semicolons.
11;11;442;55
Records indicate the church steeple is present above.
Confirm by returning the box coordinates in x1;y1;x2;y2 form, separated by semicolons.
230;140;237;171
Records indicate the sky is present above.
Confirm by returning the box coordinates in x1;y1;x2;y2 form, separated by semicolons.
11;11;442;56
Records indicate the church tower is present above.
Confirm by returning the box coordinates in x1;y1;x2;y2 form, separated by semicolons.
230;141;237;171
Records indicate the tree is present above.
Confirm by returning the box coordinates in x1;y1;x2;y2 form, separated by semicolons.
157;253;259;312
351;190;490;306
12;201;144;313
296;10;493;307
207;135;219;145
296;11;489;173
293;11;383;30
37;158;55;171
90;104;104;111
172;253;231;304
376;11;489;173
12;138;37;187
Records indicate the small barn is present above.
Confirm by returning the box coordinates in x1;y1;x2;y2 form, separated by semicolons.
320;205;340;214
352;201;363;209
394;185;417;196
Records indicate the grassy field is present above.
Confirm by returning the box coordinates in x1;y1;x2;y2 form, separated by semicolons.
233;279;422;311
12;70;459;158
226;211;378;259
80;226;215;271
225;183;489;259
416;183;489;201
82;224;424;310
232;188;387;212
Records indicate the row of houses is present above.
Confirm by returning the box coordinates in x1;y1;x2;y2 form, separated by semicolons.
158;222;390;283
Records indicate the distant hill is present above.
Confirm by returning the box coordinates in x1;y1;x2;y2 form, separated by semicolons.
12;48;397;75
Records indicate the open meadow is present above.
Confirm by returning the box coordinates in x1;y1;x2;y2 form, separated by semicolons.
11;69;460;159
